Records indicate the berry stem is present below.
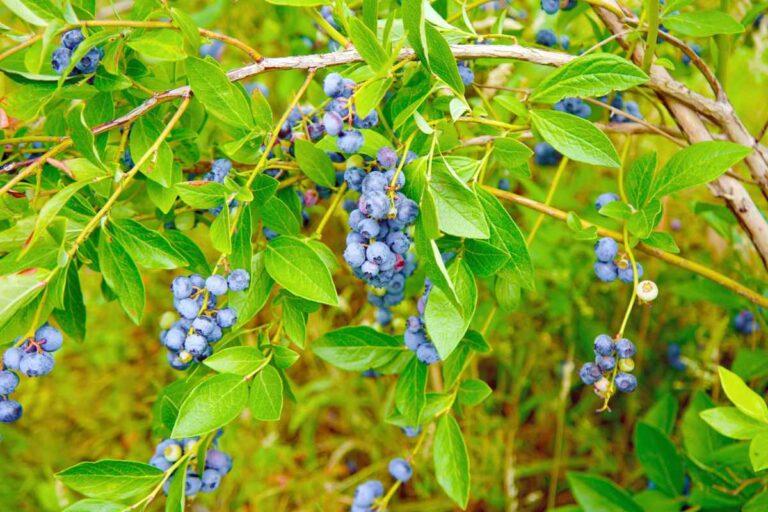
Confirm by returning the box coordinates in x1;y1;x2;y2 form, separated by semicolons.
526;157;569;245
641;0;660;72
314;182;348;239
308;8;350;48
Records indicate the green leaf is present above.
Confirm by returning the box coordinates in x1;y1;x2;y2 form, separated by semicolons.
700;407;768;440
348;17;388;70
54;263;86;342
458;379;492;406
171;373;249;438
395;357;427;424
128;117;174;186
567;472;643;512
641;394;679;435
25;179;93;253
62;499;125;512
745;490;768;512
649;141;751;199
210;203;232;254
294;139;337;188
750;432;768;472
249;365;284;421
402;0;427;64
430;160;489;239
164;456;188;512
265;0;324;4
2;0;63;26
171;7;202;49
425;259;477;359
355;77;392;118
186;56;255;131
492;137;532;178
682;391;729;464
313;326;404;371
627;199;662;239
204;346;265;375
110;219;188;269
67;103;102;167
0;269;47;335
464;239;510;277
231;252;273;327
532;53;648;103
718;366;768;423
625;152;657;208
98;234;145;324
634;422;684;497
176;181;228;209
530;110;620;167
264;236;338;306
424;24;464;95
434;414;470;508
127;30;187;61
56;460;163;501
476;186;535;290
164;229;211;275
664;10;745;37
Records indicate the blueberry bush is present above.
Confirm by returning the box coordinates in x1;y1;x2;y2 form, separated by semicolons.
1;0;768;510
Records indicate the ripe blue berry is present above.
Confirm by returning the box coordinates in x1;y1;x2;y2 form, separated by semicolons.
593;334;615;356
377;147;398;169
384;169;405;191
361;192;389;220
362;171;389;195
366;242;394;266
206;449;233;474
579;362;601;385
19;352;55;377
353;110;379;129
61;29;85;50
615;338;636;358
323;111;344;136
201;469;222;492
416;343;440;365
734;310;759;334
172;276;194;299
192;317;215;337
357;218;381;239
353;480;384;507
323;73;345;97
594;237;619;263
457;63;474;86
75;47;103;74
535;29;558;47
337;130;364;154
498;178;511;191
199;39;224;59
594;262;618;282
361;260;380;279
615;372;637;393
596;355;616;372
35;324;63;352
386;231;411;254
388;458;413;482
554;97;591;119
216;308;237;328
344;242;367;268
0;399;22;423
617;261;643;283
0;370;19;395
176;298;199;320
164;327;186;351
404;328;427;351
206;275;228;296
185;474;202;497
227;269;250;291
402;426;421;437
51;47;71;74
3;347;22;371
595;192;620;211
184;334;208;357
149;455;172;471
541;0;559;14
534;142;562;166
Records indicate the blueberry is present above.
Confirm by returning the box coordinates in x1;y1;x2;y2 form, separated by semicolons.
51;47;71;74
534;142;562;166
362;192;389;220
185;474;202;497
535;29;558;47
734;310;759;334
323;111;344;137
61;29;85;50
579;362;602;385
554;98;591;119
458;63;474;86
165;327;187;351
596;355;616;372
192;317;216;336
176;298;199;319
376;308;392;326
402;426;421;437
498;178;511;191
206;275;229;296
623;101;642;120
404;329;427;351
595;192;620;211
203;158;232;182
416;343;440;365
388;458;413;482
0;399;22;423
615;338;636;358
361;260;380;279
0;370;19;395
383;169;405;191
358;218;383;240
594;237;619;263
362;171;389;195
206;449;233;474
323;72;345;98
199;39;224;59
172;276;194;299
395;197;419;224
377;147;398;169
216;308;237;328
167;351;191;370
347;232;366;245
366;242;394;266
227;269;250;292
19;352;55;377
344;243;367;268
190;274;205;288
560;35;570;50
615;372;637;393
353;480;384;507
206;325;223;343
593;334;614;356
75;46;103;74
344;167;366;192
617;261;643;283
184;334;208;357
326;97;350;117
337;130;364;154
594;262;618;282
200;469;221;492
34;324;63;352
541;0;559;14
149;454;172;471
353;110;379;129
386;231;411;255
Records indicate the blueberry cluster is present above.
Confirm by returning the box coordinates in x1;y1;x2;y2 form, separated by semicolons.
734;310;759;335
554;97;591;119
161;270;250;370
593;236;643;283
322;73;379;154
579;334;638;395
200;158;240;217
535;29;569;49
609;93;643;123
403;281;441;365
350;458;413;511
534;142;562;166
343;148;419;321
457;62;474;86
149;435;233;497
51;29;103;75
541;0;576;14
1;324;64;423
